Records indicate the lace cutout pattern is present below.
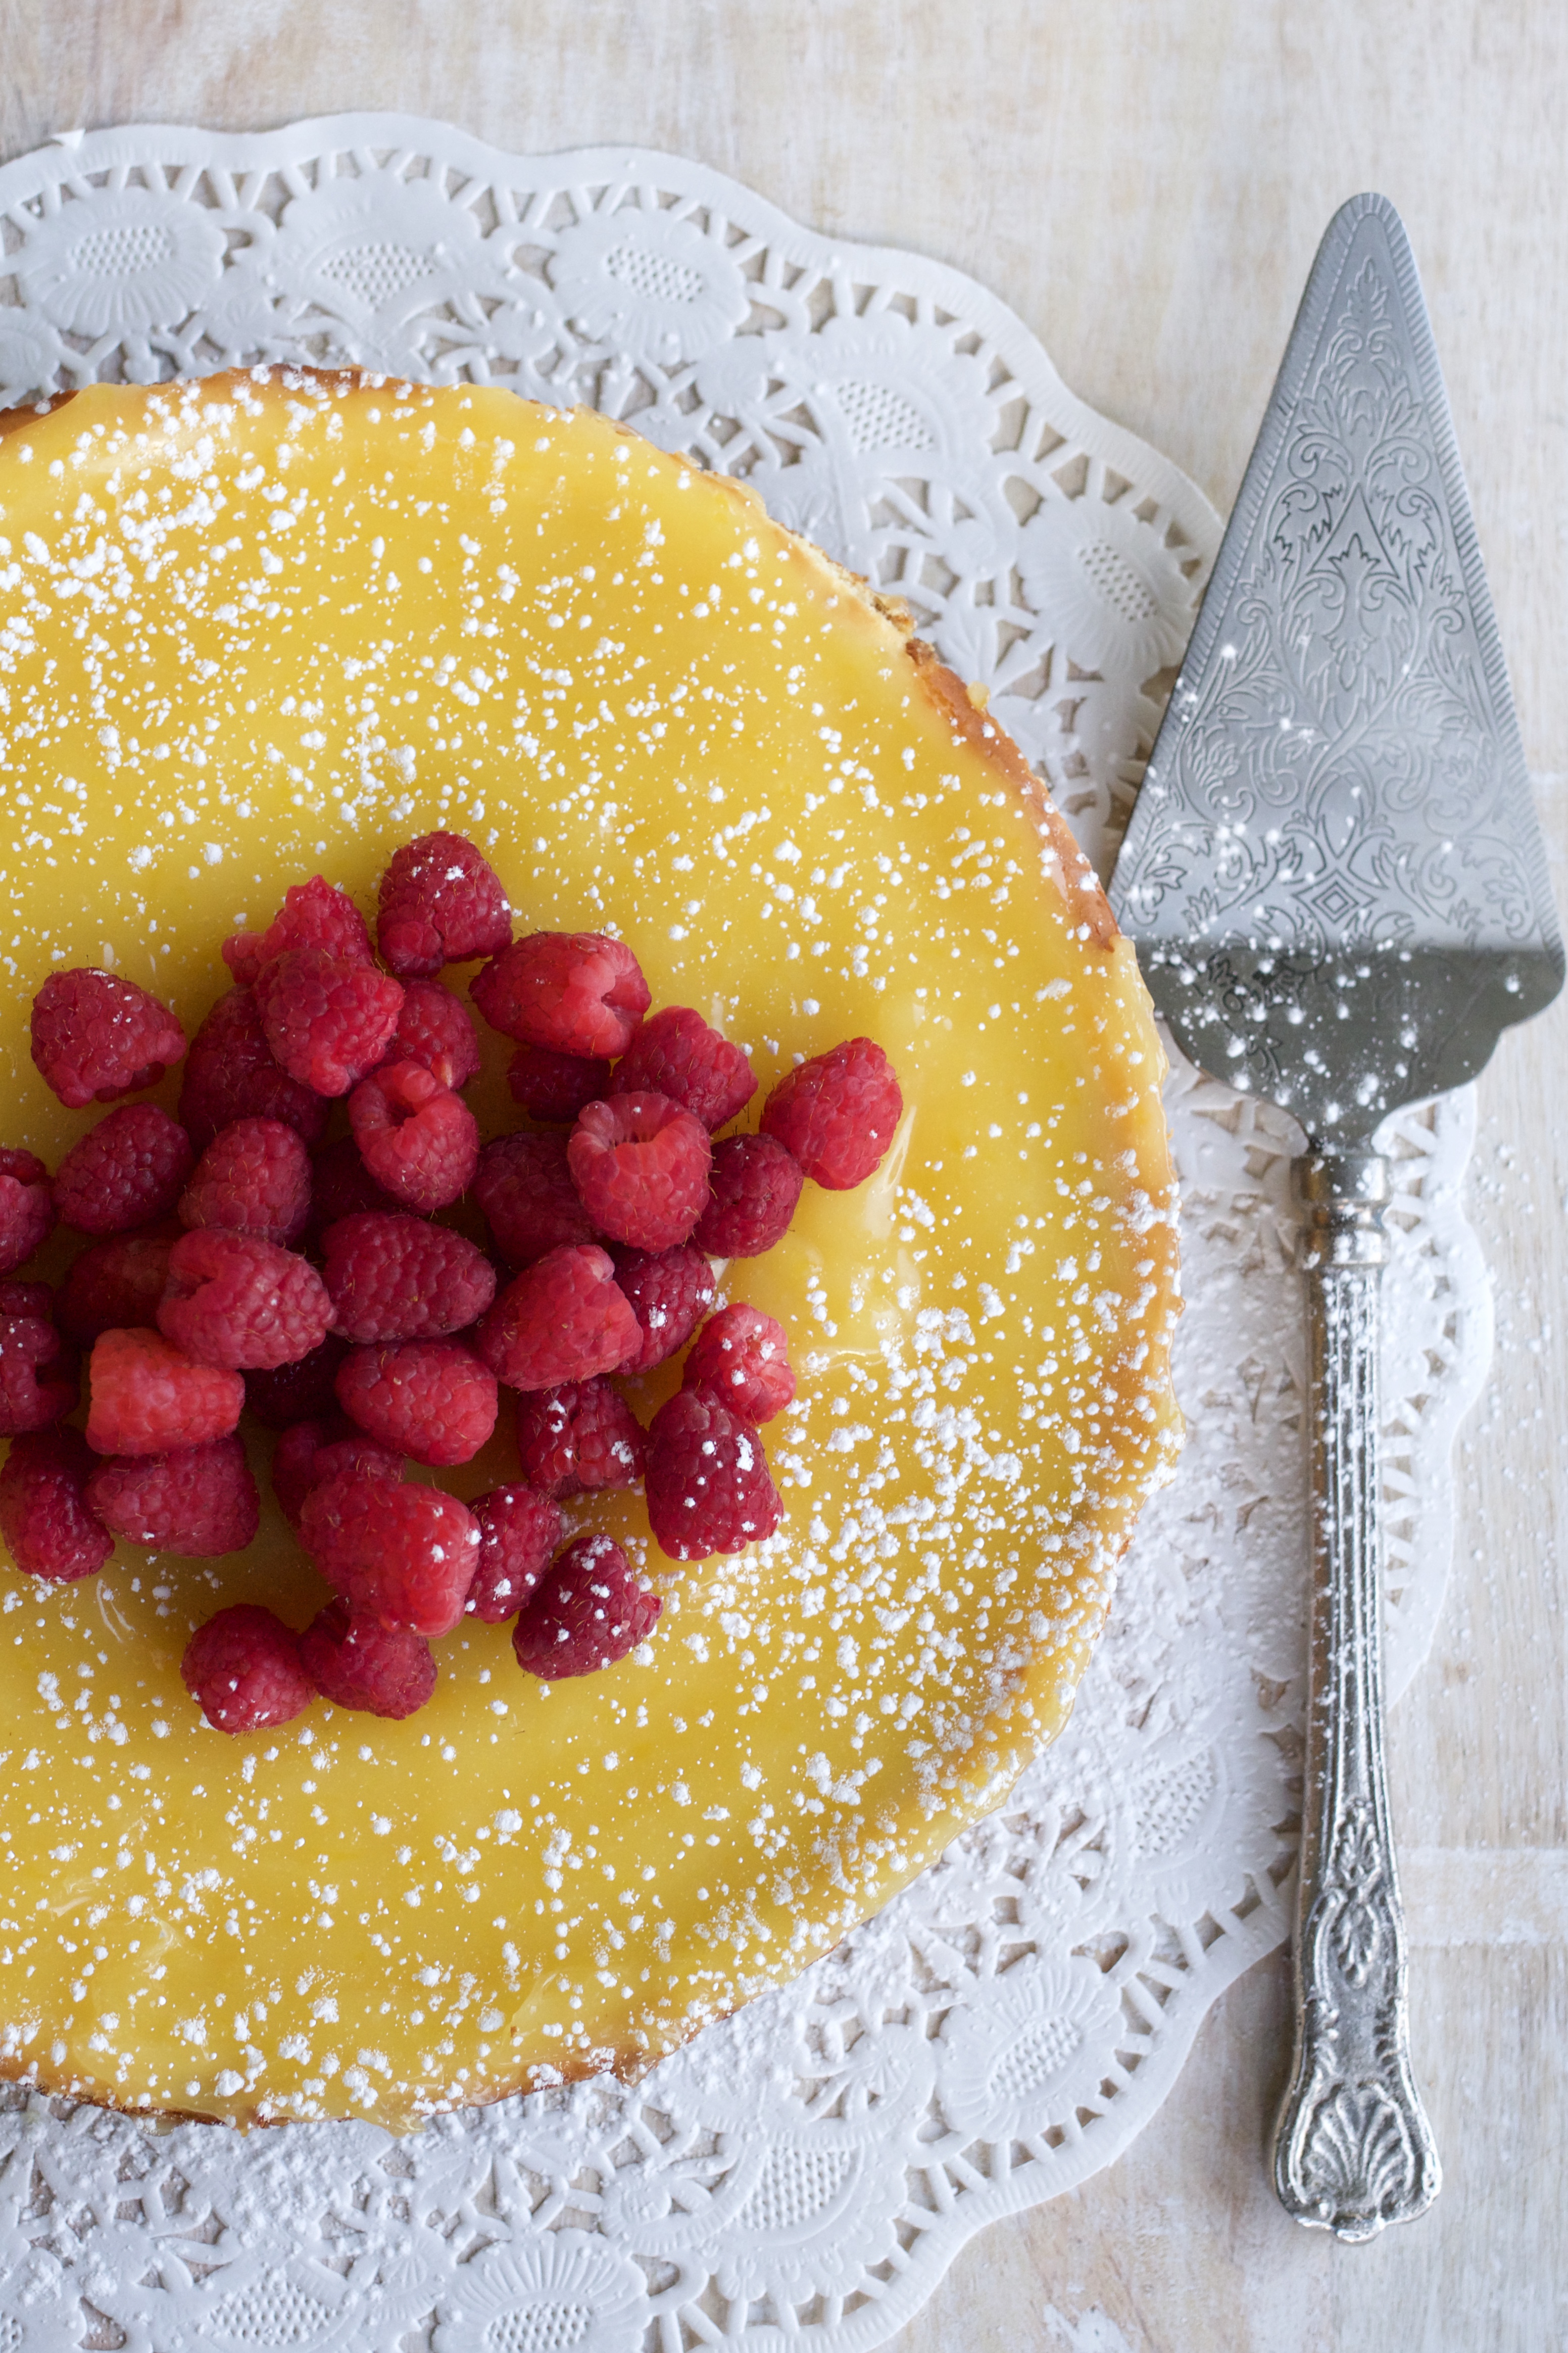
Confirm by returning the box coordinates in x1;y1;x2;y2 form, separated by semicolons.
0;117;1487;2350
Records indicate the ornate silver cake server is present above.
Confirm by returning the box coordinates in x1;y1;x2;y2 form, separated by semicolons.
1110;191;1563;2239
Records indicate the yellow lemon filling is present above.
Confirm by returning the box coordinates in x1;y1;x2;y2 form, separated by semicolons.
0;373;1178;2128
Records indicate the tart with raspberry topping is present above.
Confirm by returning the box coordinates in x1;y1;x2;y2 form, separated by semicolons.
0;374;1178;2128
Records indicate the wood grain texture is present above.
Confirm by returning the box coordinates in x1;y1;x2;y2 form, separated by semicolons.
3;5;1565;2345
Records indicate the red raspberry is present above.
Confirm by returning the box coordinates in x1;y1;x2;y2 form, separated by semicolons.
0;1148;56;1276
244;1333;348;1429
474;1130;596;1268
693;1133;803;1258
179;988;329;1155
465;1484;563;1622
53;1103;194;1237
761;1037;903;1189
683;1303;796;1421
0;1279;53;1320
645;1388;782;1560
30;968;186;1111
182;1604;315;1734
377;831;513;979
300;1472;480;1638
349;1061;479;1213
299;1599;436;1719
472;931;650;1058
158;1230;333;1372
307;1136;403;1239
88;1433;260;1557
610;1243;716;1374
611;1006;755;1131
179;1118;312;1247
254;948;405;1098
474;1244;640;1392
0;1426;113;1582
568;1092;711;1252
272;1412;403;1527
272;1414;334;1527
0;1296;77;1435
223;875;374;985
85;1328;243;1456
320;1212;496;1343
506;1041;611;1124
59;1236;174;1349
334;1338;498;1466
515;1378;646;1499
513;1534;661;1679
381;979;482;1091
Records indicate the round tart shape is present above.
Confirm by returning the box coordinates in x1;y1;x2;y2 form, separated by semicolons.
0;373;1179;2127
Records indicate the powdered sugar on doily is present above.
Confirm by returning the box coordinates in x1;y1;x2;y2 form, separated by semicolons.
0;118;1488;2350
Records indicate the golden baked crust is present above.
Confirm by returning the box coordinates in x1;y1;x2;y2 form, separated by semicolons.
0;372;1179;2127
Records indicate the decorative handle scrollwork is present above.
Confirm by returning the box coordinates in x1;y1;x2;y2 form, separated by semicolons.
1272;1151;1441;2240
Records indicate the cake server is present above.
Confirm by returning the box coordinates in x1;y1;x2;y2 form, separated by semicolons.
1110;191;1563;2239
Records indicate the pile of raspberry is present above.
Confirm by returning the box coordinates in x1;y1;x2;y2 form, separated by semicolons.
0;832;903;1737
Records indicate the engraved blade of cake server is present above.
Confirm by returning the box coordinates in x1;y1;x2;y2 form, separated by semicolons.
1110;191;1563;2241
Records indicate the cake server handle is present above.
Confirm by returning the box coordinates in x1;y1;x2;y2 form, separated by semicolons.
1271;1150;1441;2239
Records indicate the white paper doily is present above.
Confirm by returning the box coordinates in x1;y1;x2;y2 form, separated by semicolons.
0;120;1490;2352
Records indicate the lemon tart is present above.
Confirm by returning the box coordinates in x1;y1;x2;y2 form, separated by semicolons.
0;371;1179;2128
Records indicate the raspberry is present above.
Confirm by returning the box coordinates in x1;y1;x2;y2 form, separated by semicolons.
244;1333;348;1429
158;1230;333;1372
761;1037;903;1189
568;1092;711;1252
0;1426;113;1582
299;1599;436;1719
610;1244;716;1373
88;1433;260;1557
465;1484;563;1622
182;1604;315;1734
611;1006;756;1131
348;1061;479;1213
30;968;186;1110
307;1136;403;1238
0;1296;77;1435
58;1237;174;1348
272;1414;334;1526
506;1041;611;1124
474;1131;596;1269
474;1244;640;1392
683;1304;796;1421
223;875;374;984
0;1279;53;1320
513;1534;661;1679
0;1148;56;1276
335;1338;498;1466
472;931;650;1058
272;1412;403;1527
254;948;405;1098
381;979;482;1091
53;1104;194;1237
321;1213;496;1344
179;1118;312;1247
86;1328;244;1456
645;1388;782;1560
300;1473;480;1638
693;1132;803;1258
178;987;330;1155
377;831;513;978
515;1379;647;1499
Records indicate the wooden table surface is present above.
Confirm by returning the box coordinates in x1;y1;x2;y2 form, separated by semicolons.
6;7;1564;2347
